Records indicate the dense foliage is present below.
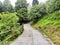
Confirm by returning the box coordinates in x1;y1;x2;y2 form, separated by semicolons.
0;1;3;13
3;0;14;13
0;13;19;32
29;4;47;23
0;0;60;45
32;0;39;6
17;8;28;24
15;0;29;24
46;0;60;13
15;0;28;11
0;13;22;44
35;11;60;27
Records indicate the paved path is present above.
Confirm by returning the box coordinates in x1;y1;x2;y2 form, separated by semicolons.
10;24;54;45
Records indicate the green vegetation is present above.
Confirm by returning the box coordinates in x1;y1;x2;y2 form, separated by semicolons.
0;13;23;45
0;0;60;45
46;0;60;13
29;4;47;23
30;0;60;45
0;1;3;13
37;11;60;27
32;10;60;45
3;0;14;13
0;13;18;32
15;0;28;12
17;8;28;24
32;0;39;6
0;0;28;44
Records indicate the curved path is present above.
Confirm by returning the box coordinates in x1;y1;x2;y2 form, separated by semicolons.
10;24;54;45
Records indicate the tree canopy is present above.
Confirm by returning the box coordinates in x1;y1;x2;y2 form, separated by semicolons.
15;0;28;11
46;0;60;13
32;0;39;6
17;8;28;24
3;0;14;13
29;4;47;21
0;1;3;13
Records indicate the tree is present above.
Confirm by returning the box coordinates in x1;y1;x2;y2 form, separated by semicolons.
0;1;3;13
3;0;14;13
46;0;60;13
15;0;28;11
16;8;28;24
32;0;39;6
29;4;47;23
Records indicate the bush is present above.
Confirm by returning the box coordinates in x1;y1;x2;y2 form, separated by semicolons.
17;8;29;24
0;13;19;32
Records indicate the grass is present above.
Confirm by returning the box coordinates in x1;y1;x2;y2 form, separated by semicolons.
32;10;60;45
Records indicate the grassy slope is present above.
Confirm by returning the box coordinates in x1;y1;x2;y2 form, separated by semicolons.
32;10;60;45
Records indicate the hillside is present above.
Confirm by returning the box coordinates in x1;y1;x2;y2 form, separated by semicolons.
32;10;60;45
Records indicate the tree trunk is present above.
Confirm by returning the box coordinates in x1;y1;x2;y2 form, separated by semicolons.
20;23;24;33
11;27;14;39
